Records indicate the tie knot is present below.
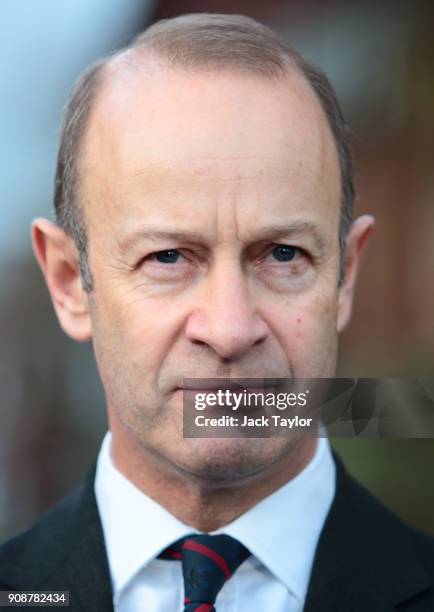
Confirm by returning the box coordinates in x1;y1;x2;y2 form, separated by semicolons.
159;534;250;610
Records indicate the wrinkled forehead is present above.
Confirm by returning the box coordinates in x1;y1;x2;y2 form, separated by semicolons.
80;56;341;236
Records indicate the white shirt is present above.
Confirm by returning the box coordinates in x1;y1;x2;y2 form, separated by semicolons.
95;432;335;611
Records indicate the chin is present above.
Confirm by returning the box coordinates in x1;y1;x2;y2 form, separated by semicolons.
168;436;291;483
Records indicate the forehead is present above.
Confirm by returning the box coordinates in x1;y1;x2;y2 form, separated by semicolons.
81;58;340;237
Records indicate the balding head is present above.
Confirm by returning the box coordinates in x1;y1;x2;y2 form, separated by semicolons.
54;13;354;292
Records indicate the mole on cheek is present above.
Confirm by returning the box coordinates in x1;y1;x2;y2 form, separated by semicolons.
296;317;303;338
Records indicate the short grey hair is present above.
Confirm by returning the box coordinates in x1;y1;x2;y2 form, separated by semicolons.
54;13;354;292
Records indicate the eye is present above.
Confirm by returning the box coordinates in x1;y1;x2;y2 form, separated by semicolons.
153;249;182;263
270;245;298;262
256;243;311;288
138;248;191;280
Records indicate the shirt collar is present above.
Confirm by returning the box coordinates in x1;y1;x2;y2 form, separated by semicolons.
216;434;335;602
95;431;335;604
95;432;199;598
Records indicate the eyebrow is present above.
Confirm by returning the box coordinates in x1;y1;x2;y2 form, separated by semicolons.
117;221;326;253
247;222;325;251
117;227;207;254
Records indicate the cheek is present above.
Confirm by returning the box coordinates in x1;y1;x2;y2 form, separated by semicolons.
290;311;335;346
271;290;339;376
272;288;338;340
92;289;183;379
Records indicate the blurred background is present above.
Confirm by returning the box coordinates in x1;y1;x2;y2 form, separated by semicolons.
1;0;433;541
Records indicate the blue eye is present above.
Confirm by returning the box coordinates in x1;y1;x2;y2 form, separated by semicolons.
272;245;297;262
155;249;180;263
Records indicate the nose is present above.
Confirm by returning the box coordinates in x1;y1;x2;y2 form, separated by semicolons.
185;261;269;361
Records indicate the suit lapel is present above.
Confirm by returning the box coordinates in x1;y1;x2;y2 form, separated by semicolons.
2;466;113;612
304;452;430;612
44;466;114;612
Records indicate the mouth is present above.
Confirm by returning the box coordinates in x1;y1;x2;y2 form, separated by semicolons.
177;378;287;393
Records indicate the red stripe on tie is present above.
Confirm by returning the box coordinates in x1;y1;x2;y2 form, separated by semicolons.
184;597;191;604
166;548;182;559
182;540;231;579
194;605;213;612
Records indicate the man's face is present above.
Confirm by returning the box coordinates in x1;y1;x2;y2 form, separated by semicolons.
81;62;342;479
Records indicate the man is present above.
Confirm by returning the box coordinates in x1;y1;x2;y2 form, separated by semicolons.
1;13;434;612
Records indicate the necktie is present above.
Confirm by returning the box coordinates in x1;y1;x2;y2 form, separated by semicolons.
159;533;251;611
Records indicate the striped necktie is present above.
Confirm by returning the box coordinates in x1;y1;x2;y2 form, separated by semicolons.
159;533;251;611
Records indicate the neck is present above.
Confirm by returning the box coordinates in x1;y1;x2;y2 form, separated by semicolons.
109;425;317;532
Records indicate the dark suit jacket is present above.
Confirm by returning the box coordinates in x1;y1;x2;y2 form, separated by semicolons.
1;453;434;611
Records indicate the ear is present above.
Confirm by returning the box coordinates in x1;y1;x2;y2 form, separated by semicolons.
31;218;92;342
337;214;375;333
